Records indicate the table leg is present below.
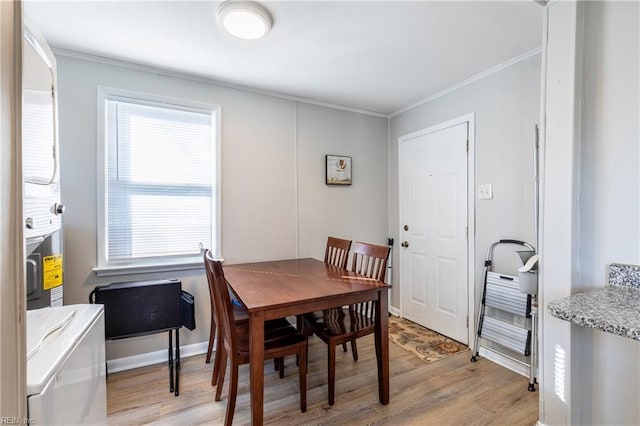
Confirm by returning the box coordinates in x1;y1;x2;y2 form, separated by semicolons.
374;290;390;405
249;311;265;425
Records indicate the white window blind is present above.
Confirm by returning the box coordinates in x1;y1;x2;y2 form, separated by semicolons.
104;96;216;266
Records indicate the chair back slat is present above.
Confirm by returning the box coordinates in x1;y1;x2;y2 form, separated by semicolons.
324;236;352;269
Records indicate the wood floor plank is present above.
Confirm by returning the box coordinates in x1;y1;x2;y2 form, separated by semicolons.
107;334;539;425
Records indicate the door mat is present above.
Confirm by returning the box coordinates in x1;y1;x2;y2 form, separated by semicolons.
389;316;467;363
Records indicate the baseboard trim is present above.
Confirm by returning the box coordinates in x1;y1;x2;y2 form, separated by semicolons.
389;306;401;316
478;346;530;377
107;341;209;373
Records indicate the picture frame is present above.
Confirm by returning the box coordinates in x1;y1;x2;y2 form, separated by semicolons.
325;155;352;185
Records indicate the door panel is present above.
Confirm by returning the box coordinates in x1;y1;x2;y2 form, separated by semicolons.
409;253;427;304
436;256;456;314
399;122;468;343
437;173;456;238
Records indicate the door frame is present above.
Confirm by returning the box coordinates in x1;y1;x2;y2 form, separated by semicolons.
397;113;476;347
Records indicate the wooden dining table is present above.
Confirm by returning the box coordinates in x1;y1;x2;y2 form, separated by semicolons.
223;257;391;425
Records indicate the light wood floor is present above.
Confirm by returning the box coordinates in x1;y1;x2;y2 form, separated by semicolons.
107;334;539;425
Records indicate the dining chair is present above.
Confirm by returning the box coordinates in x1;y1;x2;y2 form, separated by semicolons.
301;241;390;405
203;249;250;389
324;236;352;268
324;236;351;353
296;236;352;340
203;249;287;387
204;251;308;425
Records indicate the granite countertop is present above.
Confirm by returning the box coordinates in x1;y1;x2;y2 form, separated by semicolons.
548;286;640;341
547;263;640;342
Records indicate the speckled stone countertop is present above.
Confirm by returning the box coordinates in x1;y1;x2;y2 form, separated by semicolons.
547;263;640;342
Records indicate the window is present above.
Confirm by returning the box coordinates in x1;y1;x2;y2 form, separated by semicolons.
96;89;220;274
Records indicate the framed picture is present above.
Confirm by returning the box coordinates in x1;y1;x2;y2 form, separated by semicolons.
325;155;352;185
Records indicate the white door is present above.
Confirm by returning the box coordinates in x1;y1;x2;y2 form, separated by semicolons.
399;122;468;344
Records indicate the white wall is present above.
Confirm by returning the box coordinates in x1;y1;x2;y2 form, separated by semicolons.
297;103;390;258
55;55;388;360
540;2;640;424
389;54;541;315
574;2;639;424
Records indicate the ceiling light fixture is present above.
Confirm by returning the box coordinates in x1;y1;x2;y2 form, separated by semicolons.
217;1;273;40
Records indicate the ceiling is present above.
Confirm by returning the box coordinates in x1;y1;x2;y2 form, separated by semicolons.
24;1;543;116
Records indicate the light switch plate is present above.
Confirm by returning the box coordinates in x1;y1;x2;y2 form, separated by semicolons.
478;184;493;200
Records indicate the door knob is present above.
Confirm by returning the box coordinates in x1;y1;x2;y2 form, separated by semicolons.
401;241;409;248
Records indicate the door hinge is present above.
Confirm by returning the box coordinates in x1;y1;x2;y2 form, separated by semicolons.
466;227;469;240
466;139;469;153
466;315;469;328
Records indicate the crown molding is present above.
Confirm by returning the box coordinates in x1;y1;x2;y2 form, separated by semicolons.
390;46;542;118
52;46;543;120
51;47;389;118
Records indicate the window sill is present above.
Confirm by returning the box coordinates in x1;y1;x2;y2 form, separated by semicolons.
93;260;204;277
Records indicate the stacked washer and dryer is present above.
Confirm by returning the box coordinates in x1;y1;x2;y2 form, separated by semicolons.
23;18;107;424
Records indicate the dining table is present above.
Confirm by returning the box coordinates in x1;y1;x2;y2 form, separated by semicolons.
223;257;391;425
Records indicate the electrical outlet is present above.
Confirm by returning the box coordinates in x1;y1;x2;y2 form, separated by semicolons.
478;184;493;200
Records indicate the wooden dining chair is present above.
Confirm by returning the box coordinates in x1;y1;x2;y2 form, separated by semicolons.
324;236;352;268
296;236;352;340
203;250;249;389
204;251;308;425
324;236;351;353
302;241;390;405
203;250;288;387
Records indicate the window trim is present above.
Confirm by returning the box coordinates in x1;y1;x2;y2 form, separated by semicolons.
95;87;221;275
